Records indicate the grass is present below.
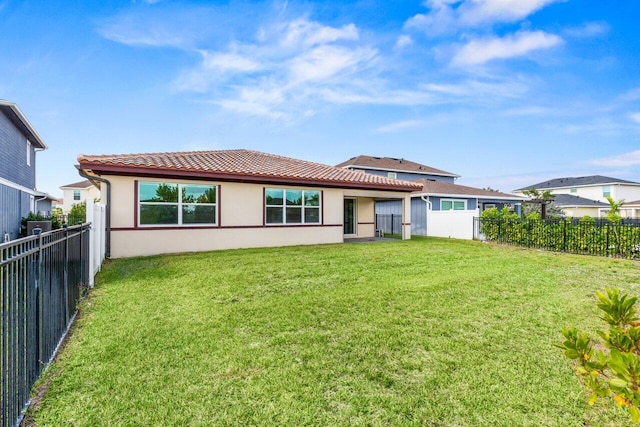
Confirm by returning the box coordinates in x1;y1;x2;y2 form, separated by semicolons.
30;237;640;426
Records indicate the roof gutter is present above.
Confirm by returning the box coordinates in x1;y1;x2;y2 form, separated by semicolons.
413;192;525;201
77;167;111;258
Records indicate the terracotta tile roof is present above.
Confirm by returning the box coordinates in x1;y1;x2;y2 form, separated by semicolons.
60;179;95;189
336;155;459;178
77;149;423;191
414;179;523;199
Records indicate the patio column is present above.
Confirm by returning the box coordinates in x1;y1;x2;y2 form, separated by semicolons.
402;194;412;240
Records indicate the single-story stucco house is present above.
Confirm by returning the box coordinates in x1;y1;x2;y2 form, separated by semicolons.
77;149;422;258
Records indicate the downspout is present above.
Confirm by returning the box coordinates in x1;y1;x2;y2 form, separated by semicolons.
420;195;431;210
421;195;431;236
77;167;111;258
34;194;48;215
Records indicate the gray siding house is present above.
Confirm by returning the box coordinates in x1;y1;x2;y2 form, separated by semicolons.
337;155;524;237
336;155;459;183
0;100;52;240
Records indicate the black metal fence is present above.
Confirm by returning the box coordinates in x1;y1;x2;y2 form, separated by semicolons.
1;224;90;427
474;217;640;259
375;214;402;236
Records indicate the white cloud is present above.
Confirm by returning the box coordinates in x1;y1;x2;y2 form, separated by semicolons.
452;31;562;66
97;7;218;48
591;150;640;167
201;51;262;73
619;88;640;103
317;87;438;106
502;106;557;116
563;21;610;38
288;45;377;83
215;83;290;120
458;0;561;26
279;19;359;49
169;17;384;119
99;21;186;47
629;112;640;124
394;35;413;50
422;79;528;99
405;0;561;35
375;119;427;133
404;3;457;36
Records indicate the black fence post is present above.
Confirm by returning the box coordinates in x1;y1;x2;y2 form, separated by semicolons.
63;225;69;325
34;228;43;390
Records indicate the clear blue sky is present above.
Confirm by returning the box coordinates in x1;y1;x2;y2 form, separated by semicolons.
2;0;639;197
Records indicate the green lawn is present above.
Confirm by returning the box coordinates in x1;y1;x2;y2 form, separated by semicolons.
30;237;640;426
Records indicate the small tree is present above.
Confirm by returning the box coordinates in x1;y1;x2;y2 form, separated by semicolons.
67;201;87;225
559;288;640;423
605;196;625;224
521;188;563;219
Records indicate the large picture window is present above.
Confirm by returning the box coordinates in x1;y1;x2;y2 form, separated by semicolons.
139;182;217;226
265;188;321;225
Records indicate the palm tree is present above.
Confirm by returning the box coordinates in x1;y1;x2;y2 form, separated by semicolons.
605;196;625;224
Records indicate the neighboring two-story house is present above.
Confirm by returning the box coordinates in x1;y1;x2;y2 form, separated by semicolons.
514;175;640;218
0;100;55;240
337;155;524;239
58;180;100;214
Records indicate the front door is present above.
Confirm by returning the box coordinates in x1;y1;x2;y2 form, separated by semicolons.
344;198;356;235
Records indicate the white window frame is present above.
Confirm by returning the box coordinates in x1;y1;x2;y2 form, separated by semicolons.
138;181;218;227
26;140;31;166
441;199;467;211
73;190;81;201
387;172;397;179
265;188;322;225
602;185;611;197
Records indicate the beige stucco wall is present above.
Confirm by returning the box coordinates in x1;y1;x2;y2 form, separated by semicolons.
562;206;604;218
98;175;411;257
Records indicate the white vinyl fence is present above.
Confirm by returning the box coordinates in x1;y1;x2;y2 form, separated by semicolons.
427;209;479;240
85;198;106;286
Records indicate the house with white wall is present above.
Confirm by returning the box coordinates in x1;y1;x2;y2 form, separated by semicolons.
336;155;523;239
58;180;100;213
514;175;640;218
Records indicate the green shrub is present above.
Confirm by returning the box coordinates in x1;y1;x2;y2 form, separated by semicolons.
67;201;87;225
20;212;62;236
559;288;640;423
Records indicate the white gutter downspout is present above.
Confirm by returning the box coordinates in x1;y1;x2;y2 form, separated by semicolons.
421;195;431;236
34;194;48;215
420;195;432;210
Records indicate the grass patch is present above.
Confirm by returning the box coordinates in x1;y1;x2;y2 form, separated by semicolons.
31;237;640;426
